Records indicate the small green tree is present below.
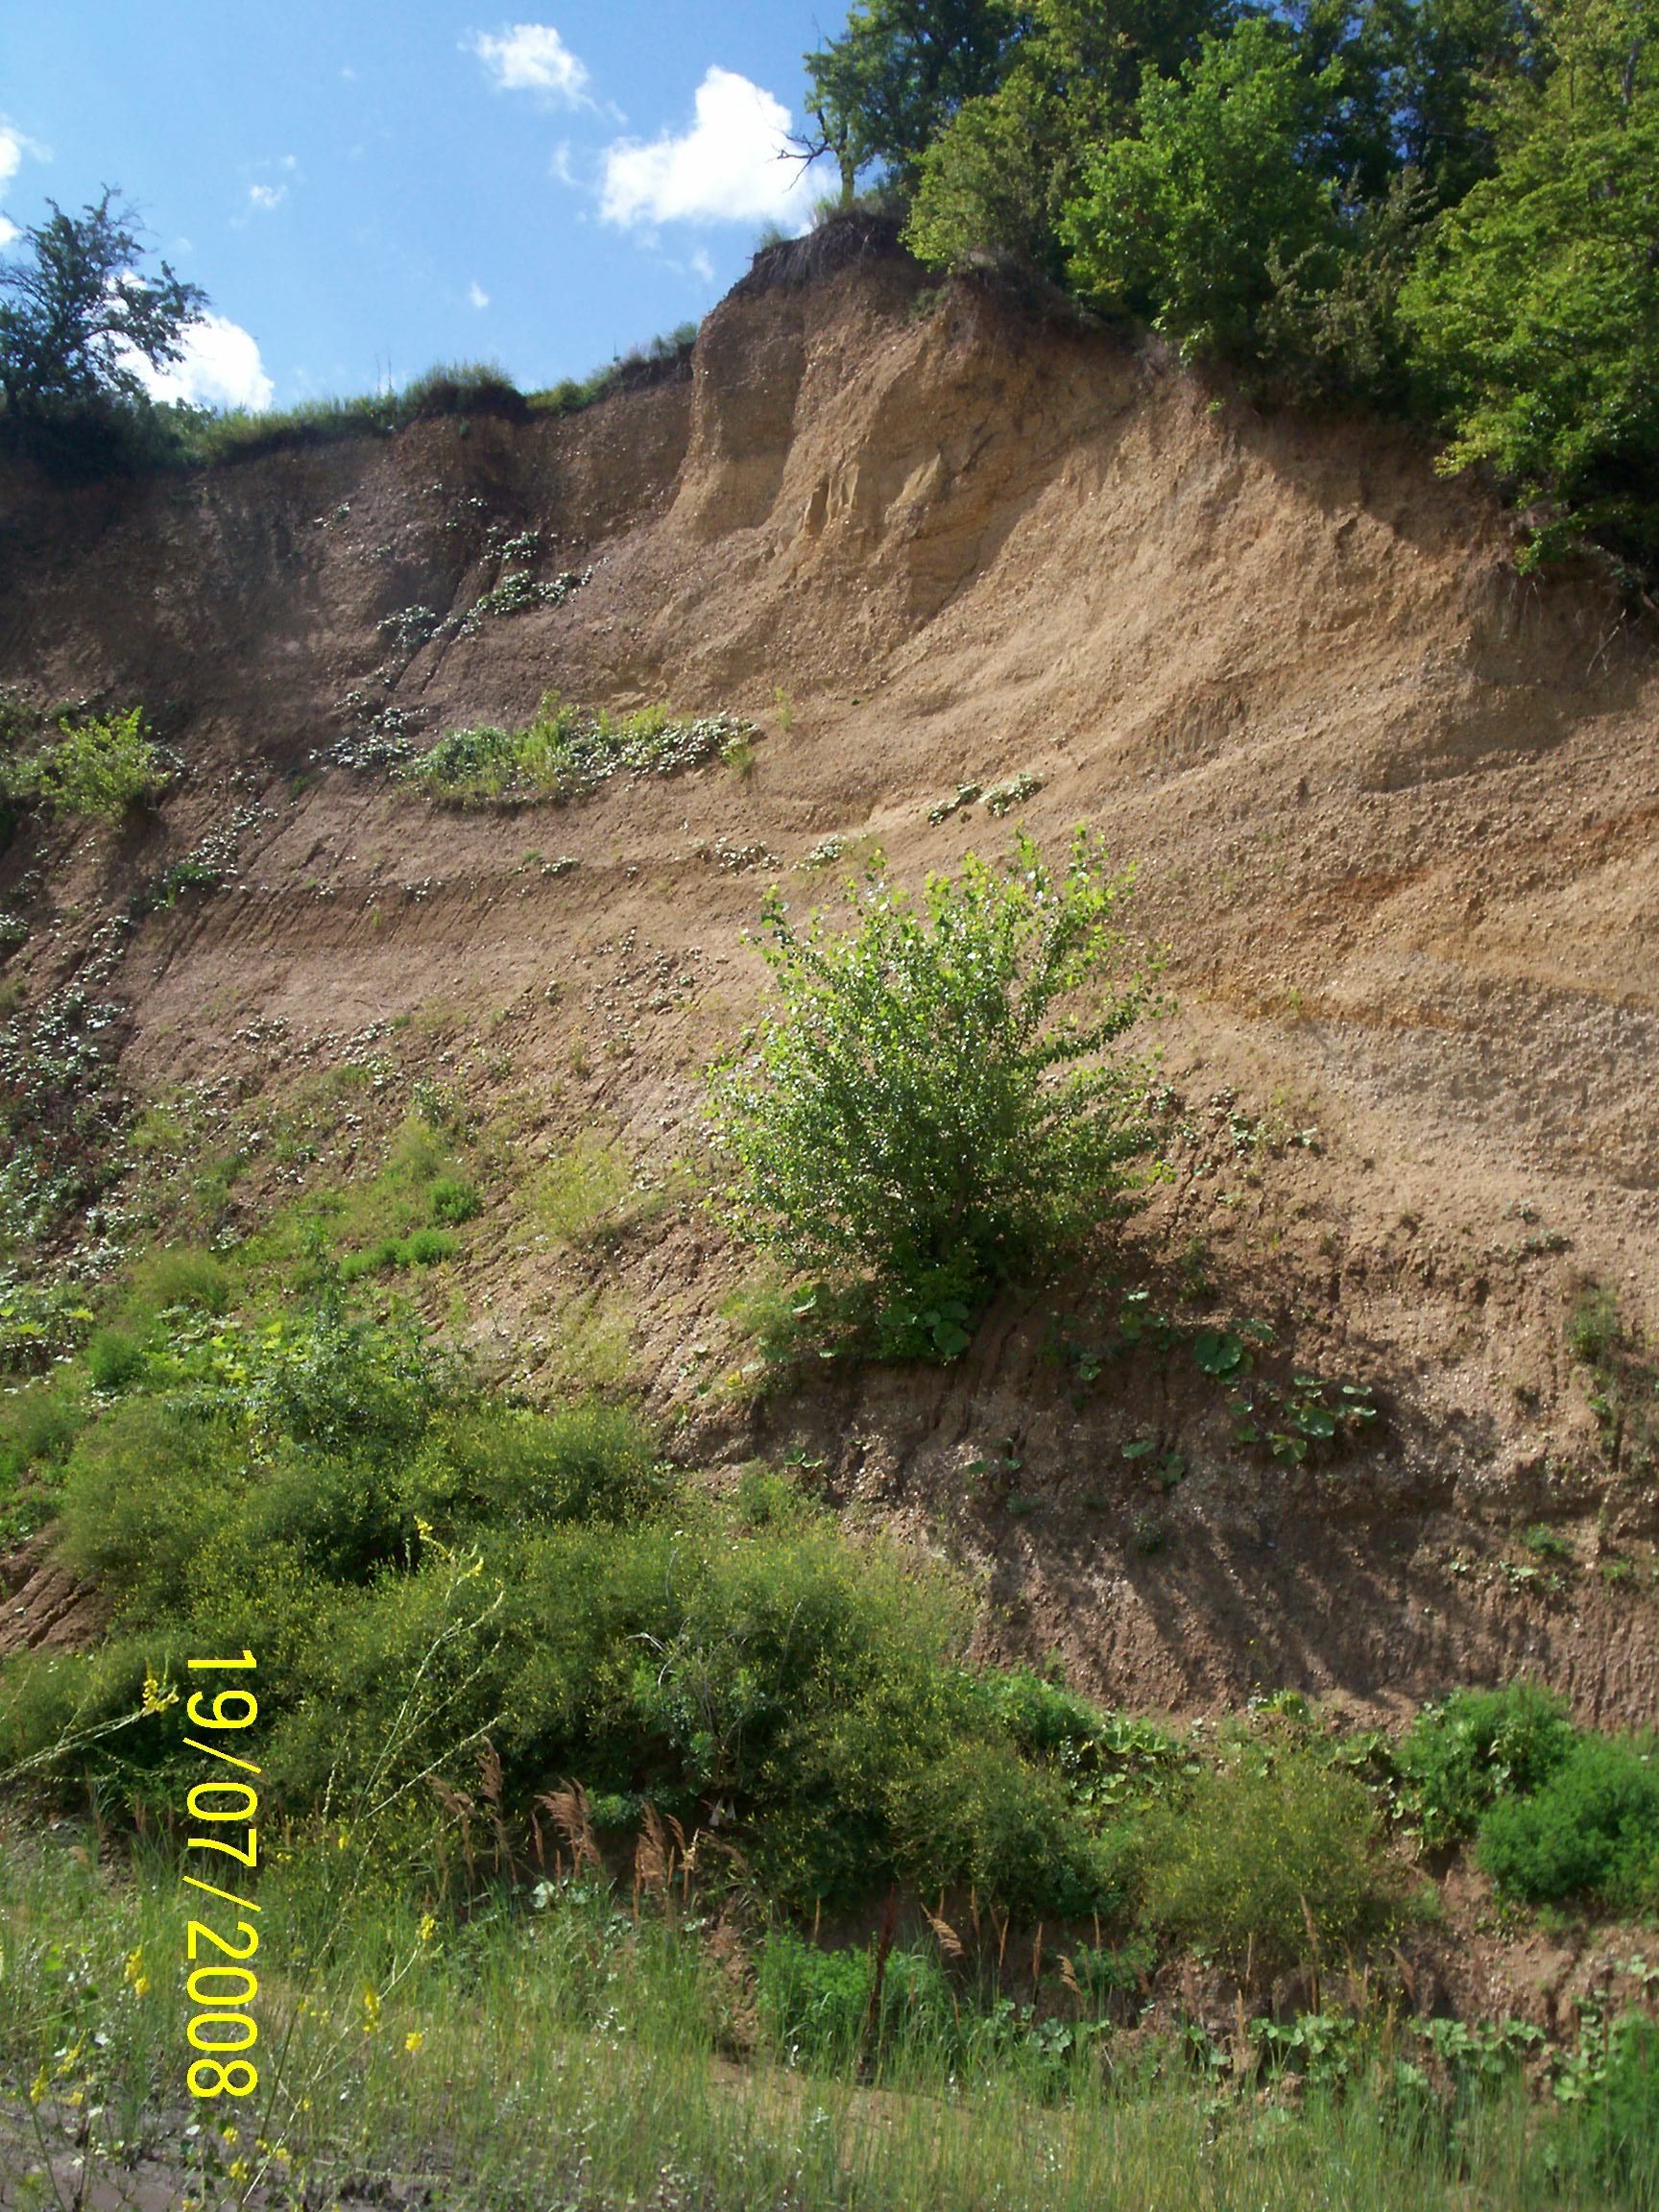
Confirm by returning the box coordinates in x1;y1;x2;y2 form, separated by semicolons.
0;190;206;422
705;832;1161;1356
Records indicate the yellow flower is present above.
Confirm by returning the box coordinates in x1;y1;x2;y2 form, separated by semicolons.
140;1669;179;1716
123;1946;144;1984
219;2126;239;2148
361;1984;381;2034
28;2064;48;2105
403;2031;424;2054
418;1913;437;1944
228;2159;251;2183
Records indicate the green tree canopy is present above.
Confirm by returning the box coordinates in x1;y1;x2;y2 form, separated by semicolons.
801;0;1027;197
1061;19;1352;365
1400;0;1659;561
0;189;207;422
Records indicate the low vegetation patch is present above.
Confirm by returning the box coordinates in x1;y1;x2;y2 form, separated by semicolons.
402;694;755;806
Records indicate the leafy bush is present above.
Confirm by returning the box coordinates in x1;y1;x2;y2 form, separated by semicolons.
1396;1681;1579;1847
1140;1752;1406;1976
21;709;172;820
430;1176;483;1226
8;1320;1132;1915
1478;1735;1659;1910
706;831;1160;1356
406;1402;668;1536
84;1326;146;1393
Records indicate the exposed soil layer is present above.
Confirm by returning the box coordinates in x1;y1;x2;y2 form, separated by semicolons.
1;240;1655;1720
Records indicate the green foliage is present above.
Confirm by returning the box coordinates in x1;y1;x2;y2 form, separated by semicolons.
131;1244;230;1315
0;190;206;428
802;0;1024;195
1549;2010;1659;2199
905;67;1077;273
0;1374;86;1545
7;1308;1132;1915
756;1929;965;2068
20;707;172;820
1564;1282;1659;1470
903;0;1229;275
1400;0;1659;565
705;832;1160;1351
430;1175;483;1226
84;1325;147;1392
1140;1751;1406;1976
1478;1734;1659;1909
1062;20;1350;373
404;696;753;807
1396;1681;1579;1845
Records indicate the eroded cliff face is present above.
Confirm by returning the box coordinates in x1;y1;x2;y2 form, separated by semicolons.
2;237;1655;1718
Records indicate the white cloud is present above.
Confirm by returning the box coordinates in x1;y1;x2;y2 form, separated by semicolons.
0;122;48;248
128;313;275;414
469;280;490;309
248;182;287;210
600;68;806;228
471;24;589;105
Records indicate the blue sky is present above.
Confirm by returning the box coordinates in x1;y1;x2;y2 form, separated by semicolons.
0;5;849;410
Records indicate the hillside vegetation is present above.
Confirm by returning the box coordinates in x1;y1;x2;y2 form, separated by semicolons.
0;147;1656;2208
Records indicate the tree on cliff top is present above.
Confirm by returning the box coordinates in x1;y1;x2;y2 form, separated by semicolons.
0;189;206;423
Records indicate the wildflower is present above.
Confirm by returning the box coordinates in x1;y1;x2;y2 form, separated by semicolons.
219;2126;238;2149
228;2159;251;2183
361;1984;381;2034
28;2064;48;2104
140;1668;179;1716
418;1913;437;1943
404;2031;424;2054
123;1946;150;1996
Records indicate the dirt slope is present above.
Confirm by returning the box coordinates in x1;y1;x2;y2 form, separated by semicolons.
2;229;1656;1718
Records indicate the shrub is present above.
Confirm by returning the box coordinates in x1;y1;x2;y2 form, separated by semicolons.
1141;1752;1406;1976
23;709;172;820
84;1326;147;1393
1061;22;1349;372
1396;1681;1578;1847
430;1176;483;1226
1478;1735;1659;1910
407;1402;668;1535
705;830;1160;1356
12;1340;1131;1915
